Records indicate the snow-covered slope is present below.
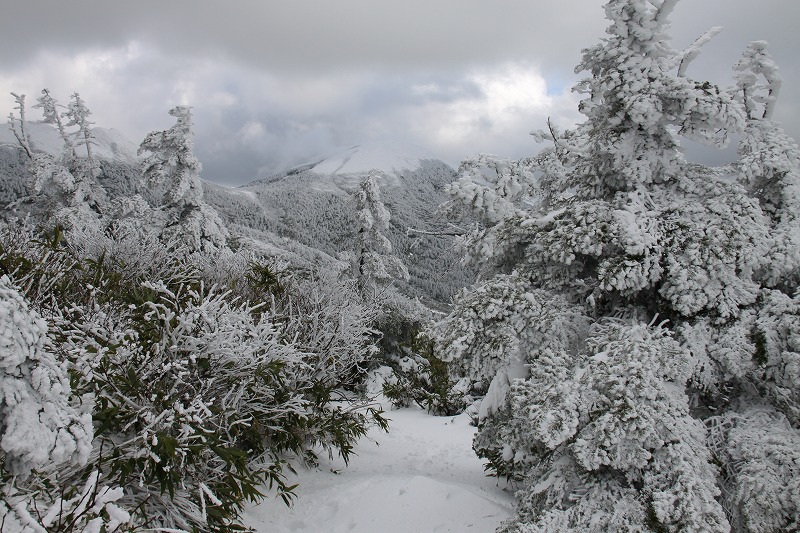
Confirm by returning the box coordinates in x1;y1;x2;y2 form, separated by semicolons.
307;141;438;178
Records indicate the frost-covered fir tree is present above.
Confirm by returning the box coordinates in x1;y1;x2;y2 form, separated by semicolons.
33;88;77;160
733;41;800;291
698;41;800;533
139;105;228;251
63;92;97;165
140;105;202;207
352;169;409;292
434;1;799;531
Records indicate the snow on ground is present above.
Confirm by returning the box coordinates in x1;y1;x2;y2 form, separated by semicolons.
244;406;515;533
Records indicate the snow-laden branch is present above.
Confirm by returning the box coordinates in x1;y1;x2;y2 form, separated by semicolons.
677;26;723;77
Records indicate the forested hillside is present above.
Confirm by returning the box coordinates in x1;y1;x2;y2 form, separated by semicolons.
205;147;476;306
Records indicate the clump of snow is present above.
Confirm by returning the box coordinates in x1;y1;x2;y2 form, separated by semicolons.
309;141;437;178
243;406;514;533
478;355;527;421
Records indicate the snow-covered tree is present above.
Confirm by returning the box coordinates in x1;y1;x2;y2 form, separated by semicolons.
34;88;78;160
433;1;800;531
63;92;96;163
139;105;228;251
60;92;104;205
6;90;107;231
352;169;409;292
140;105;203;207
733;41;800;290
7;93;32;159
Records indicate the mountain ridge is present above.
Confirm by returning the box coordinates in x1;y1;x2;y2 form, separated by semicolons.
246;141;453;197
206;146;474;307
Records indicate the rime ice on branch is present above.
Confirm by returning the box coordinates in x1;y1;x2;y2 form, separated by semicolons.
0;275;92;477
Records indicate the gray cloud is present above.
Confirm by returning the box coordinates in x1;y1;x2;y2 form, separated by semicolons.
1;1;798;185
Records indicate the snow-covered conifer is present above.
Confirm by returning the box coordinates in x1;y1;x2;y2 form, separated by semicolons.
62;92;96;164
140;105;204;207
139;106;228;251
353;169;409;291
433;1;794;531
733;42;800;289
34;88;77;160
6;91;107;231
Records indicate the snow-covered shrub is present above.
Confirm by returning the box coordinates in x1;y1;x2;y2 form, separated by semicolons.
0;274;91;476
242;261;389;463
61;279;309;532
0;262;129;532
1;470;130;533
381;332;472;417
0;220;389;531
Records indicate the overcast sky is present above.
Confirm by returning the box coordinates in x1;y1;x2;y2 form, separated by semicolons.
1;0;797;186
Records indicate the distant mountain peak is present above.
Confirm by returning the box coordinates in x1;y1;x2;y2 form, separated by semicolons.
0;122;139;164
306;141;439;176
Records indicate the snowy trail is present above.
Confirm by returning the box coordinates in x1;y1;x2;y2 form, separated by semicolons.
244;407;515;532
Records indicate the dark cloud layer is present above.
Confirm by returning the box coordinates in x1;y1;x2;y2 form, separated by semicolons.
1;1;798;185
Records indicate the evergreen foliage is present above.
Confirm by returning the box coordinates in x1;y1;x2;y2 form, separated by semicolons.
381;329;472;417
434;1;800;531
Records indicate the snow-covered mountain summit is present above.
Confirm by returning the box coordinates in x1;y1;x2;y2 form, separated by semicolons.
250;141;448;193
305;141;439;177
